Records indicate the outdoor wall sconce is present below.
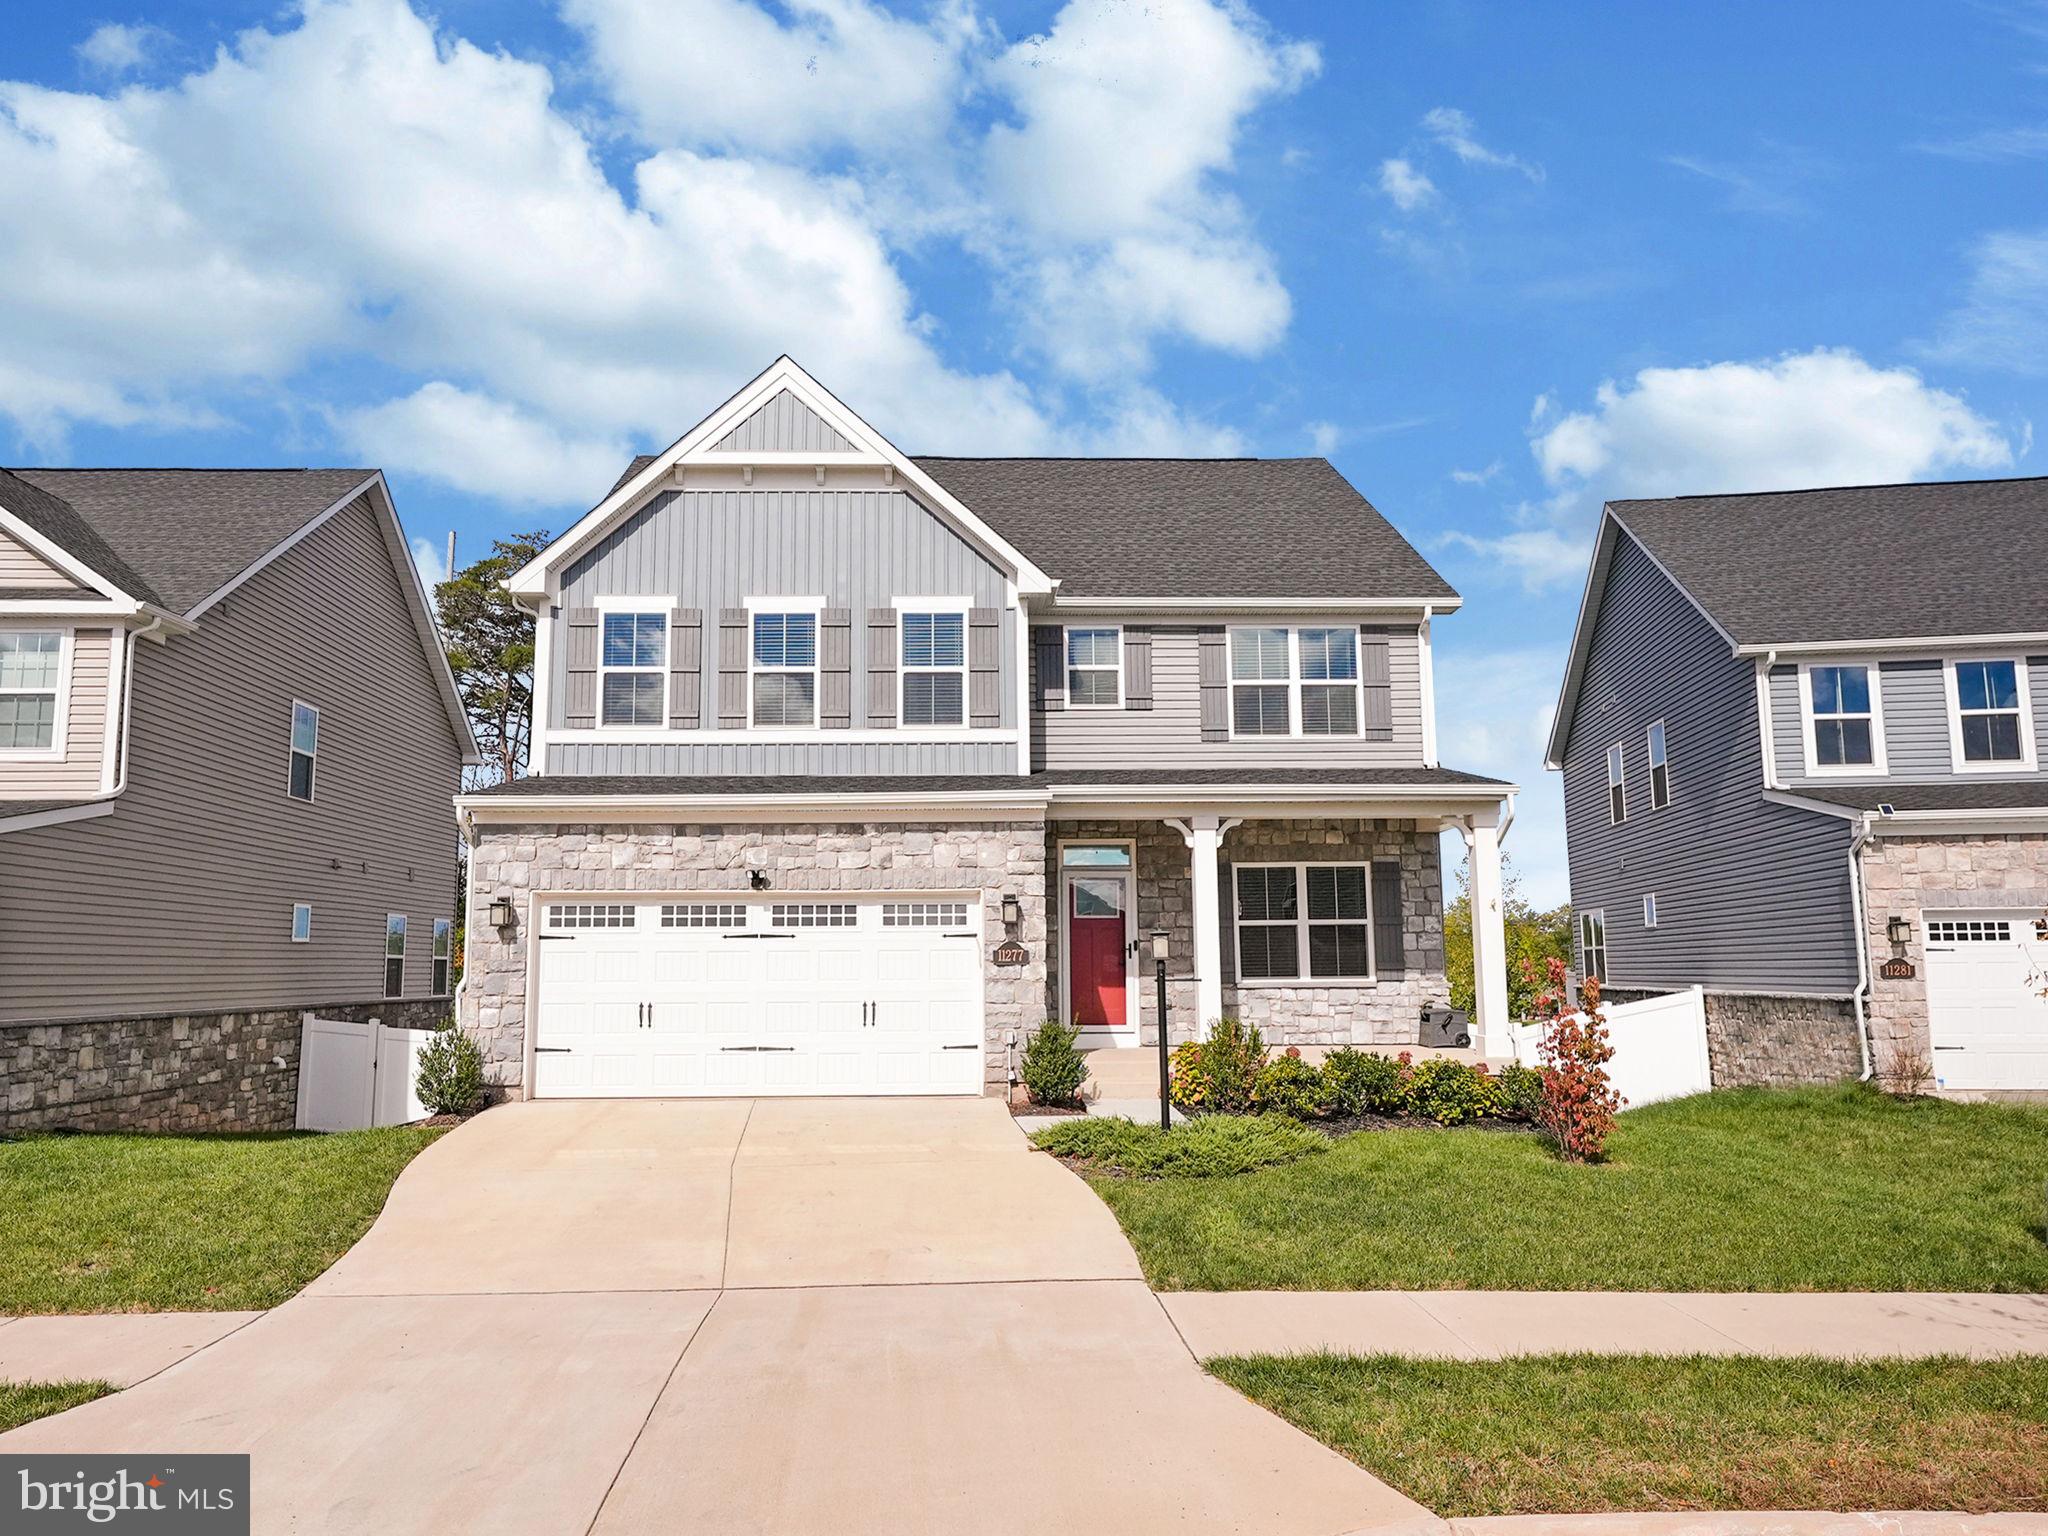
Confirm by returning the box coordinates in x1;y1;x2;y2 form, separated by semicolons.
1001;893;1022;930
487;895;517;932
1886;915;1912;954
750;869;771;890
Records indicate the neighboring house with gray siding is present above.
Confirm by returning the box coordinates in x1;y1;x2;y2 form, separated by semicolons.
456;357;1517;1104
1549;477;2048;1094
0;468;478;1130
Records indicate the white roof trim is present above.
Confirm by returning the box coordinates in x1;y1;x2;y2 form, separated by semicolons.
1735;631;2048;657
509;356;1057;598
1045;595;1462;613
0;501;135;605
0;800;117;836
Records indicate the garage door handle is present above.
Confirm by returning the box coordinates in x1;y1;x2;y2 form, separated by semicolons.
944;931;977;938
534;1047;571;1054
942;1044;979;1051
722;933;795;940
1932;1045;1964;1051
720;1045;795;1052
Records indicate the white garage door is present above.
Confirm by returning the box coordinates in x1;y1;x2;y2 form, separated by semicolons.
530;895;985;1098
1923;911;2048;1091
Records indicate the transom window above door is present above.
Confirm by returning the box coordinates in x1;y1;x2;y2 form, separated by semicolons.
1950;658;2031;766
0;630;62;753
600;610;667;726
1066;627;1121;708
1806;663;1880;770
751;610;817;727
900;609;966;727
1229;626;1360;737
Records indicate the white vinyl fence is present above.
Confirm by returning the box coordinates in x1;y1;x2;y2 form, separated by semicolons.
296;1013;435;1132
1509;986;1711;1109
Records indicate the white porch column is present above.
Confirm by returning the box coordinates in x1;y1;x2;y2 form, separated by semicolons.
1166;815;1240;1038
1460;812;1512;1060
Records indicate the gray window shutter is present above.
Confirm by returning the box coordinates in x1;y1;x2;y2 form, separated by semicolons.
667;609;702;729
1359;626;1392;742
968;608;1001;728
1217;858;1236;987
564;608;599;728
1198;626;1229;741
1123;627;1152;710
1371;860;1406;978
866;608;898;727
717;608;748;729
1032;625;1065;712
819;608;853;729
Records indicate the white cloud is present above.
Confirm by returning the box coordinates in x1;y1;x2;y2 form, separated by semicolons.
1431;643;1569;906
1916;125;2048;161
1420;106;1542;181
1450;460;1501;485
1377;156;1436;212
1305;420;1341;453
76;22;169;74
1665;152;1812;217
409;532;449;592
341;383;631;508
1437;526;1588;593
1921;229;2048;377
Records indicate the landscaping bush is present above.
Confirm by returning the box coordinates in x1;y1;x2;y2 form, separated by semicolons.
1029;1114;1328;1178
1530;960;1623;1162
1168;1018;1267;1113
1019;1018;1089;1106
414;1023;486;1117
1494;1061;1544;1121
1405;1056;1499;1125
1168;1041;1207;1110
1322;1047;1410;1116
1252;1053;1336;1120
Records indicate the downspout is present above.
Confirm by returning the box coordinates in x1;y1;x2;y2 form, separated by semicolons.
73;615;161;805
1846;810;1876;1081
1755;649;1783;790
452;802;479;1029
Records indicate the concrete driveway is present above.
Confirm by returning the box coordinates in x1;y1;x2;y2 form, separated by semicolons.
2;1098;1434;1536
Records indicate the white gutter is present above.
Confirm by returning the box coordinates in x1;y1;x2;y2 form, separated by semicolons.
1755;650;1783;790
1733;629;2048;657
1418;604;1439;768
1846;811;1876;1081
1497;788;1518;847
1048;594;1461;613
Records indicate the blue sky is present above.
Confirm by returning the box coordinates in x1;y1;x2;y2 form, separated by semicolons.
6;0;2046;903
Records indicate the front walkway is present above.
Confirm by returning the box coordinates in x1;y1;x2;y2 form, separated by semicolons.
0;1099;1434;1536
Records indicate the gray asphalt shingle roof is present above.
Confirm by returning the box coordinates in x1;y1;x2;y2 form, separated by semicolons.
603;454;1457;601
2;468;377;614
471;766;1510;798
1611;476;2048;646
1794;782;2048;814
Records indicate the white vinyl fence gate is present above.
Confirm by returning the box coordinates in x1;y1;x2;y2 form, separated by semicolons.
296;1013;435;1131
1509;986;1711;1109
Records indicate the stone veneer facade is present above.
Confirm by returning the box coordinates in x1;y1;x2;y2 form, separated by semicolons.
1605;988;1861;1089
1047;817;1448;1048
1;997;450;1133
461;820;1049;1096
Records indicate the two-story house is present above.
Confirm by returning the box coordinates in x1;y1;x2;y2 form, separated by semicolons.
1548;477;2048;1095
455;358;1516;1100
0;467;478;1130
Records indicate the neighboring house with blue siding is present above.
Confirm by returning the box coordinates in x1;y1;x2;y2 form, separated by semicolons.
0;468;478;1130
1548;477;2048;1095
455;357;1517;1103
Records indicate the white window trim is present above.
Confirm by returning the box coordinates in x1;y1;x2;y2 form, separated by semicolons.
745;595;824;730
1606;741;1626;825
1579;909;1607;982
1642;894;1658;929
384;912;408;999
594;594;676;732
1798;659;1889;777
287;699;319;802
1943;655;2038;773
1064;624;1123;710
1230;861;1376;986
1225;625;1364;741
432;916;453;994
894;596;972;731
291;902;312;943
1646;719;1672;810
0;626;71;761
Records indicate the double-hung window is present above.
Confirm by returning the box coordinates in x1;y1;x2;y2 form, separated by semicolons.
288;701;319;800
1578;910;1607;983
1646;721;1671;809
1606;742;1626;824
1950;659;2031;767
432;918;453;994
751;610;817;727
900;608;966;727
384;914;407;999
600;611;667;726
1065;627;1121;708
1234;863;1373;982
1807;664;1878;770
0;631;62;753
1229;627;1360;737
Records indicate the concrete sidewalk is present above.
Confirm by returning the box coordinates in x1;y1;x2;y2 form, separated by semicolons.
1161;1289;2048;1360
0;1310;262;1386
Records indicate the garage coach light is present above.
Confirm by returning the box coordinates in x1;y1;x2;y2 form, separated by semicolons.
487;896;517;933
1886;915;1912;954
1001;893;1022;930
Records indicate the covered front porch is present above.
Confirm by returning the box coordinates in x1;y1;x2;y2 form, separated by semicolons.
1036;786;1514;1064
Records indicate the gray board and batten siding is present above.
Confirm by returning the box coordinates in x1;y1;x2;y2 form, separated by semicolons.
0;495;467;1025
707;389;855;454
1768;656;2048;788
1560;529;1858;997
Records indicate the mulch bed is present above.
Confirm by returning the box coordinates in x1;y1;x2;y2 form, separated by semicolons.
1010;1101;1089;1118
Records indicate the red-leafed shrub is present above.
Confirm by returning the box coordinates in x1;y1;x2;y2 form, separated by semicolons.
1529;957;1622;1162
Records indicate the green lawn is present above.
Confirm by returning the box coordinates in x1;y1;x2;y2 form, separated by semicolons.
1080;1085;2048;1291
0;1381;116;1433
0;1126;444;1314
1208;1353;2048;1517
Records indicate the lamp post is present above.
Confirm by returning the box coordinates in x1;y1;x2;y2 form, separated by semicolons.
1151;929;1171;1132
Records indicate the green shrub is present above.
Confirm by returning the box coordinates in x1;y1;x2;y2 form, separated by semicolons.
414;1023;486;1117
1168;1018;1267;1113
1322;1047;1409;1116
1168;1040;1208;1110
1495;1061;1544;1121
1019;1018;1089;1106
1029;1114;1328;1178
1406;1057;1499;1125
1252;1054;1336;1120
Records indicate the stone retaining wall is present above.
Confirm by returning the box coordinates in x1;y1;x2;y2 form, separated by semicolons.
1599;986;1860;1088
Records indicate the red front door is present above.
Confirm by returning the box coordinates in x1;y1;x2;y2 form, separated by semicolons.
1068;876;1128;1028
